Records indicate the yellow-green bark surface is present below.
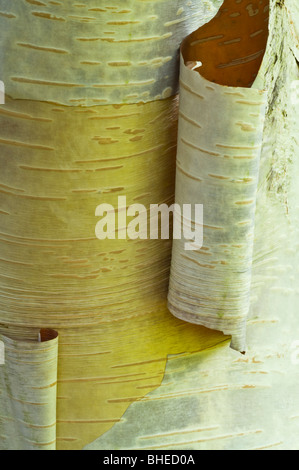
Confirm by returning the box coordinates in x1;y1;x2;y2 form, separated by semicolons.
0;96;225;449
1;0;298;451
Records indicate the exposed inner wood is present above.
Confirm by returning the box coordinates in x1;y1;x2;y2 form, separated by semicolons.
182;0;270;87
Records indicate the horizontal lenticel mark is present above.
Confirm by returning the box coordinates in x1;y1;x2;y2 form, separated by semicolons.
180;80;204;99
179;111;202;129
17;42;68;54
11;77;83;87
181;138;221;156
32;11;65;21
177;165;202;182
0;138;54;151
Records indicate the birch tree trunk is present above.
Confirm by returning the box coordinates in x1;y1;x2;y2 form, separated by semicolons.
86;0;299;451
1;0;299;451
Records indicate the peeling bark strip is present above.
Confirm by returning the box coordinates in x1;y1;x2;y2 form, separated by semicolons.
0;0;220;106
168;0;269;352
0;329;58;450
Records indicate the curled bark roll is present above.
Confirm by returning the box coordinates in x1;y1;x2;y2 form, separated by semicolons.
0;328;58;450
168;0;269;352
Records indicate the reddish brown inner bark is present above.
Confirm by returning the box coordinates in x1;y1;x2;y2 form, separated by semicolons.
182;0;270;87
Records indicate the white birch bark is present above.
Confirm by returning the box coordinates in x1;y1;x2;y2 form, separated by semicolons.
0;329;58;450
168;56;267;352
